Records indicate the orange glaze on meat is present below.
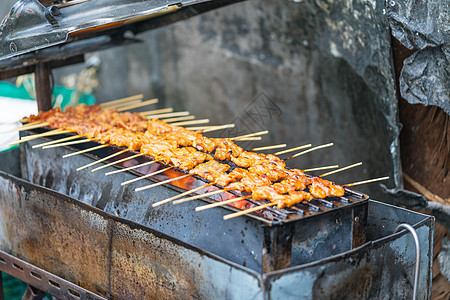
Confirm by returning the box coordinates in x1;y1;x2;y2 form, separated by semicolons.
248;162;288;182
276;191;313;209
161;147;213;170
140;132;178;157
214;168;248;187
273;174;311;194
24;104;348;208
213;139;244;161
109;130;143;150
252;186;285;202
309;178;345;198
189;160;230;182
227;173;272;193
231;151;286;169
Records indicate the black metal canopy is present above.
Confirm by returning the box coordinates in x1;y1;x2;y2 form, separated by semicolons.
0;0;245;68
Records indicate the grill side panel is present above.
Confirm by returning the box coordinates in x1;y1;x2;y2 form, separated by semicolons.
0;170;263;299
20;137;266;272
264;201;434;300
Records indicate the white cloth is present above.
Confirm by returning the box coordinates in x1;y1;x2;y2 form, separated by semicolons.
0;96;38;152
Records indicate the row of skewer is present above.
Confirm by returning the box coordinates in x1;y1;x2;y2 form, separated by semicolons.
7;94;389;220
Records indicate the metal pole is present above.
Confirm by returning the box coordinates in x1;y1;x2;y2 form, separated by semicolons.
35;62;53;111
0;271;4;300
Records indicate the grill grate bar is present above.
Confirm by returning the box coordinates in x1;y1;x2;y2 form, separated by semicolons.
22;130;369;224
246;199;288;219
289;206;304;215
302;202;320;212
315;198;335;208
338;196;352;204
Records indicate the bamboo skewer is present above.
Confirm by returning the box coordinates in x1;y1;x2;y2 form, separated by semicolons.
201;124;236;132
12;122;50;132
0;121;42;134
146;111;190;119
164;116;196;123
186;124;235;132
152;183;215;207
43;138;94;149
140;108;174;115
319;162;363;177
223;202;276;220
195;196;252;212
135;174;192;192
115;98;158;112
286;143;334;160
302;165;339;172
91;153;144;172
251;144;287;151
343;176;389;187
105;160;158;176
19;128;67;141
229;131;269;141
18;121;41;128
234;137;262;141
24;121;41;125
121;167;172;186
33;135;83;148
62;144;109;158
99;94;144;107
11;129;72;145
111;99;143;109
170;119;210;126
172;188;231;204
274;144;312;156
76;149;128;171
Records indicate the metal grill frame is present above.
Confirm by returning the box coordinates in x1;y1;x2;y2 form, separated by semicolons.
0;156;434;298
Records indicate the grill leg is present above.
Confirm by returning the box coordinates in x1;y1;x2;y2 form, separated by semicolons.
35;62;53;112
22;285;45;300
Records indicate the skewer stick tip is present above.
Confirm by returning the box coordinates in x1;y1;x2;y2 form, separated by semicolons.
319;162;362;178
287;142;334;160
223;202;276;220
343;176;389;187
135;173;191;192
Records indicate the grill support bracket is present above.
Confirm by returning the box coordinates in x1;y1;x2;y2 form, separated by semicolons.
0;249;105;300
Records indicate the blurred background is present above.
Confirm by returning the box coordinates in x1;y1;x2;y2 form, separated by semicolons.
0;0;401;199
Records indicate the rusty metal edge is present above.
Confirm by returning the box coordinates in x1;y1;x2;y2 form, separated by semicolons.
261;199;434;278
0;170;262;281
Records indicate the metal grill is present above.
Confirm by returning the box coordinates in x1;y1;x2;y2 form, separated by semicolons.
20;129;369;226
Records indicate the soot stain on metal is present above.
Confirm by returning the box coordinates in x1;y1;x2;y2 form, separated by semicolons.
44;169;53;189
96;181;112;210
110;223;201;299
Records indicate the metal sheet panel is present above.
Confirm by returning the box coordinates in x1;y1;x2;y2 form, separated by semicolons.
264;201;434;300
291;205;355;266
20;138;266;272
110;222;263;299
0;172;111;296
19;135;366;272
0;170;263;299
0;162;433;299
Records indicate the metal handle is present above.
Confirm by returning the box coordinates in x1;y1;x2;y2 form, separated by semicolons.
393;224;420;300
